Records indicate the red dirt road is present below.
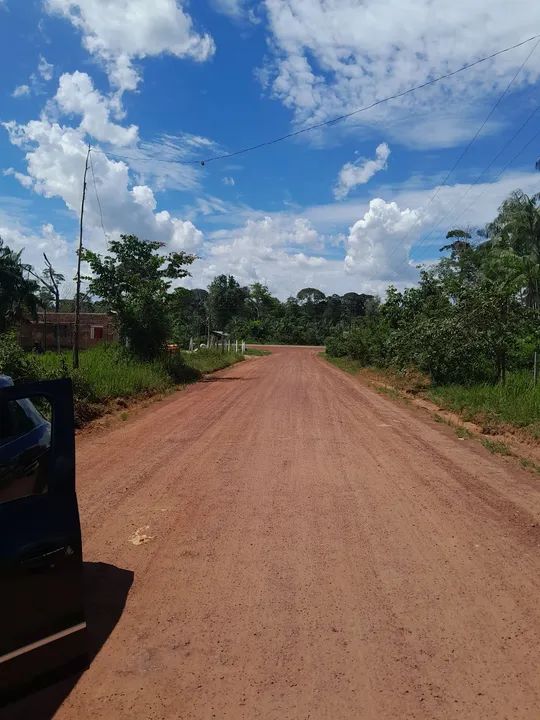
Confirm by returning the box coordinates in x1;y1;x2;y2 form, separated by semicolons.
6;346;540;719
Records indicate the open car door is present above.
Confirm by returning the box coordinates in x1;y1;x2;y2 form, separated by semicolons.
0;378;86;704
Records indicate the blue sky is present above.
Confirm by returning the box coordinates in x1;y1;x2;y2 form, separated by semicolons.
1;0;539;298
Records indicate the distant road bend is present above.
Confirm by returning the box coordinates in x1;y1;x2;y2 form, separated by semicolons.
8;346;540;720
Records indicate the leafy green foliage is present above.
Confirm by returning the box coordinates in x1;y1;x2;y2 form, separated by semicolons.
0;330;40;382
82;234;196;359
0;238;39;332
207;275;248;331
326;188;540;389
168;280;376;347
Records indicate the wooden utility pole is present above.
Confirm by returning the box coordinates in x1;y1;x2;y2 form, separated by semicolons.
73;144;91;369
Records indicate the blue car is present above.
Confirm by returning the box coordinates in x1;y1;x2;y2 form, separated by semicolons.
0;375;86;704
0;374;51;503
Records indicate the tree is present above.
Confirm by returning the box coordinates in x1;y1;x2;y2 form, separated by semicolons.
484;191;540;308
0;238;39;332
296;288;326;305
341;292;374;321
29;253;66;351
169;288;209;346
42;254;64;312
207;275;248;330
440;228;472;255
247;282;277;320
82;234;196;358
37;286;54;351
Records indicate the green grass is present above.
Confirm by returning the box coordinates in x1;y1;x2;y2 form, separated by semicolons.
182;349;244;373
245;347;271;356
427;371;540;435
481;438;512;456
32;345;244;426
36;345;172;401
323;353;364;374
519;457;540;474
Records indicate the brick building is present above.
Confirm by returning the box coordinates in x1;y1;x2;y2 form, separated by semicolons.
19;312;119;351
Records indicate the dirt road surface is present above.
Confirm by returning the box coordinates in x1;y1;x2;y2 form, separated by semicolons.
6;346;540;719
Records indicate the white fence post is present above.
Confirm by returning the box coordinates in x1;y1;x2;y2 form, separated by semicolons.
235;339;238;353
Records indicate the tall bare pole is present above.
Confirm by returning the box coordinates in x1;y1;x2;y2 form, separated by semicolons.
73;143;91;369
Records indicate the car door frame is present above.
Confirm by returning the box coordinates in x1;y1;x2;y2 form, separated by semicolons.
0;378;87;703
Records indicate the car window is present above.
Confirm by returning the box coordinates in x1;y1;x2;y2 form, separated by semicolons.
0;397;51;504
0;400;37;441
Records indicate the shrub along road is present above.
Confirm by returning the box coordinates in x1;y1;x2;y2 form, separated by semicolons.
7;346;540;719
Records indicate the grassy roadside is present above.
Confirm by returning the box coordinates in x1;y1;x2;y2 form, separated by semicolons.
323;354;364;375
324;353;540;437
32;345;245;426
245;347;271;356
322;351;540;469
426;372;540;438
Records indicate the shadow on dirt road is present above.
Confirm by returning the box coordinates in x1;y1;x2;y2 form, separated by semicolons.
3;562;134;720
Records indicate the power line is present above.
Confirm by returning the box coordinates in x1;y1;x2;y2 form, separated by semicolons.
93;34;540;168
418;101;540;246
410;37;540;250
444;124;540;230
196;34;540;165
89;148;108;241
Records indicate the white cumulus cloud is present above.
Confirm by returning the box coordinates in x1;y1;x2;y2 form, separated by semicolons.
3;168;34;189
262;0;540;148
45;0;216;92
54;71;138;146
187;215;342;297
3;118;205;262
334;143;390;200
0;214;73;281
12;84;30;98
344;198;421;289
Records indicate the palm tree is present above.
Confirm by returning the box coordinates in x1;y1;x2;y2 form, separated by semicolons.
486;191;540;309
0;237;39;332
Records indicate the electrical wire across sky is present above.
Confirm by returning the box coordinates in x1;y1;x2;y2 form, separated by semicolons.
398;36;540;254
94;33;540;169
86;33;540;256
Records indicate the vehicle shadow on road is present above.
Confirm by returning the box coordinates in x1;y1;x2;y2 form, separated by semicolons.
3;561;134;720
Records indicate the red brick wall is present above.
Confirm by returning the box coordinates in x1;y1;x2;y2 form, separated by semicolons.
18;312;119;351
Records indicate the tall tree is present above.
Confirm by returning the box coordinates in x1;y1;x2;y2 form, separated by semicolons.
247;282;276;320
486;191;540;309
82;234;196;358
207;275;248;330
0;238;39;332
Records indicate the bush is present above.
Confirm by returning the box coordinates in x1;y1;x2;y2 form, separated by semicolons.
0;330;40;383
325;333;348;357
